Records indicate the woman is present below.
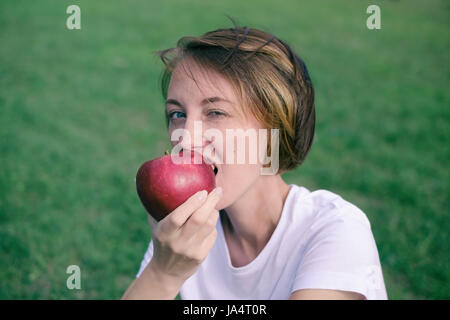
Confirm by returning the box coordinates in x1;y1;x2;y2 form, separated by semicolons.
122;25;387;300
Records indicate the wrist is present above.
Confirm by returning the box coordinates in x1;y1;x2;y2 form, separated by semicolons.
146;260;184;296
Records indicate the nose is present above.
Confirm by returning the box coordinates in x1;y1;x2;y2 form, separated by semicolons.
177;119;211;153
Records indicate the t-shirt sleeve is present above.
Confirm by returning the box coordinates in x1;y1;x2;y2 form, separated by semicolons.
136;239;154;278
291;205;386;299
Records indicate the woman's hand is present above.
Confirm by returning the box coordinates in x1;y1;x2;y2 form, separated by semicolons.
147;187;222;286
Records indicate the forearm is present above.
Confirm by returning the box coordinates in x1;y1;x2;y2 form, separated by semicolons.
121;261;183;300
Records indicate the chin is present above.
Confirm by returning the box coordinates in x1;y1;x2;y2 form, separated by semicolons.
215;198;227;211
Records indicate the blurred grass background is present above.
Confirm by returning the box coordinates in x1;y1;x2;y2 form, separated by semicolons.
0;0;449;299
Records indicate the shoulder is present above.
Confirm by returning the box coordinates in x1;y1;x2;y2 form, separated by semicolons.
310;188;372;230
285;186;387;300
285;185;375;250
287;185;372;230
288;186;382;269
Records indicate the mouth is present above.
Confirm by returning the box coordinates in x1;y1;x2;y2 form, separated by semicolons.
211;163;218;176
201;152;219;176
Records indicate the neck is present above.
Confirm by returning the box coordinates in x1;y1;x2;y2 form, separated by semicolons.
221;175;291;256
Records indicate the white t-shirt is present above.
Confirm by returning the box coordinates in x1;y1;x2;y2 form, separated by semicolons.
136;184;388;300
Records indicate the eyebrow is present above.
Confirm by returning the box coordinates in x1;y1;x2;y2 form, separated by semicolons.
165;97;233;107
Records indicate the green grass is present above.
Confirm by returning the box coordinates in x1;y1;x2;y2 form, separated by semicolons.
0;0;449;299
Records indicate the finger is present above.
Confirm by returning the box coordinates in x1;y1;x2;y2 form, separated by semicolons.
199;226;219;253
191;209;219;242
181;187;222;237
183;226;218;264
160;189;208;232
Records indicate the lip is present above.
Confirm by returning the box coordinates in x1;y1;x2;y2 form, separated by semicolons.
182;149;219;176
200;153;220;176
207;160;218;176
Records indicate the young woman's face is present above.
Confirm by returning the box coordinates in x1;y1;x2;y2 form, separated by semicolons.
166;59;266;210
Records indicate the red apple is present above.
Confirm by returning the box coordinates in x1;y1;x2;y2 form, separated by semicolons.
136;151;216;221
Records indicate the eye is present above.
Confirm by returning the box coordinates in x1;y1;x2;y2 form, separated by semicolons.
207;110;226;118
168;111;186;119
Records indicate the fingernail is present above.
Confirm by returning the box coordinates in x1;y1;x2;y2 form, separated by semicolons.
198;190;207;201
215;187;222;196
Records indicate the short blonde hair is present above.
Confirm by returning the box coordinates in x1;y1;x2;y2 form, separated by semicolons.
157;24;315;172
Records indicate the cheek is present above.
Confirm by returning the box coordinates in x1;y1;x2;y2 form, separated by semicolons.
168;126;176;147
208;126;267;209
214;163;261;210
168;123;187;148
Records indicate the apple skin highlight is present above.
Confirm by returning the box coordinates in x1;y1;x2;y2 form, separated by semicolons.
135;152;216;221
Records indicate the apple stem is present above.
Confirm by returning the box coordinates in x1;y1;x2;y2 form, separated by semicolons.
165;150;169;155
